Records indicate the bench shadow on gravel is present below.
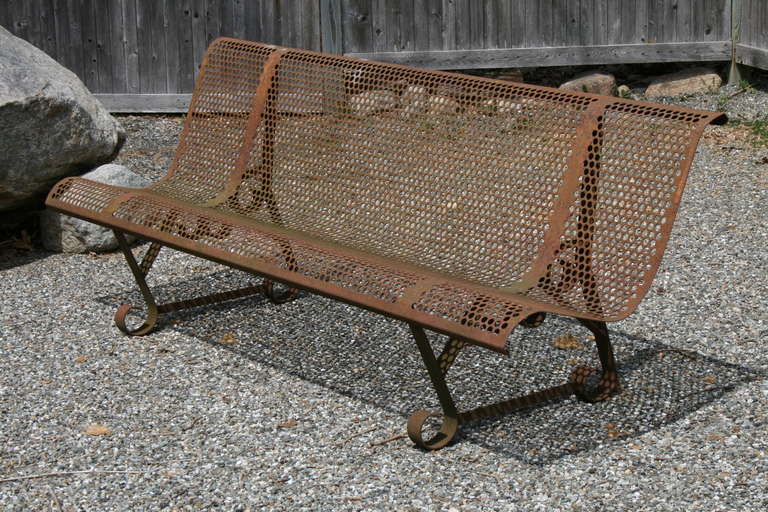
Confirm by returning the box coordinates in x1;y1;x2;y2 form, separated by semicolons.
98;267;761;466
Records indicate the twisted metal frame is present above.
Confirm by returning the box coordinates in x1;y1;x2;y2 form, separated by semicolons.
45;38;726;450
113;232;295;336
407;317;619;450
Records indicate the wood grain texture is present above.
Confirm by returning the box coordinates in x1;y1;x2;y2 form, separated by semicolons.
347;41;732;70
2;0;766;106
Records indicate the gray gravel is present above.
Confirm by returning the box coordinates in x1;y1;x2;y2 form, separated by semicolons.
2;84;767;510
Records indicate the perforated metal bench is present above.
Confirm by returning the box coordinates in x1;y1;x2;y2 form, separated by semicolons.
46;38;726;450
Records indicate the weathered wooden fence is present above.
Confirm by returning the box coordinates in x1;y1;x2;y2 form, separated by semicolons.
735;0;768;70
0;1;765;112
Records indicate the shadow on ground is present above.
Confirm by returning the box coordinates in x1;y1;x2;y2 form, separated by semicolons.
98;266;762;465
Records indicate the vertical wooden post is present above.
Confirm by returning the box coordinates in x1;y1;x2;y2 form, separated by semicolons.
728;0;744;86
320;0;343;54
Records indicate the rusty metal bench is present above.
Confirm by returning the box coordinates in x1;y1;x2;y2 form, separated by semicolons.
46;38;726;450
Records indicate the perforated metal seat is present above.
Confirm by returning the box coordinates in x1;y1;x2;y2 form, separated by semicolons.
46;38;726;450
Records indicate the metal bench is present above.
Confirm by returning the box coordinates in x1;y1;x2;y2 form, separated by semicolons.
46;38;726;450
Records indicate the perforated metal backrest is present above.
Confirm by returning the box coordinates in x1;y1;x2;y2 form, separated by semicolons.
153;38;723;321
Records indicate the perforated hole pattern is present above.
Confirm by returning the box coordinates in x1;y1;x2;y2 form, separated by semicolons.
47;38;719;346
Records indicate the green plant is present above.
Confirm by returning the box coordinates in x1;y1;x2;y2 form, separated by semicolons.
739;79;756;94
748;119;768;147
715;93;729;112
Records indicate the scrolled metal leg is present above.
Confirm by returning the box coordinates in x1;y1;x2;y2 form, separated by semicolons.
408;324;460;450
113;231;267;336
569;318;621;402
114;232;160;336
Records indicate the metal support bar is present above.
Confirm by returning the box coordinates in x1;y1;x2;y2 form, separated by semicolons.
113;231;289;335
407;324;460;450
406;319;621;450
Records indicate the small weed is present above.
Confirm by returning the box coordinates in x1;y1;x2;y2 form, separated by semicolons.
748;119;768;147
729;117;768;147
738;79;756;94
715;94;729;112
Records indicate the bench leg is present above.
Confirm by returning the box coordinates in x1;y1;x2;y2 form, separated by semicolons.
112;231;265;336
569;318;621;402
408;319;621;450
407;324;461;451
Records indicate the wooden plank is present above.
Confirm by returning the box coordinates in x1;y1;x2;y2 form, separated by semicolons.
551;0;567;47
496;0;511;48
95;93;192;113
468;0;484;50
52;0;75;74
191;0;207;71
59;0;84;80
80;0;99;91
135;0;151;93
232;0;246;39
281;0;298;47
108;0;128;94
221;0;235;37
37;0;58;59
400;0;415;51
0;1;8;29
95;0;114;93
150;0;168;93
441;0;456;50
372;0;386;51
415;0;431;50
621;0;637;44
662;0;677;42
598;0;613;45
636;0;649;43
164;0;181;94
426;0;443;50
320;0;343;53
343;0;373;53
736;43;768;70
523;0;539;47
454;0;470;50
206;0;222;46
176;0;195;93
346;41;732;70
8;0;30;43
646;0;663;43
244;0;262;41
123;0;140;94
565;0;580;47
537;0;553;47
677;0;692;42
579;0;595;46
482;0;497;49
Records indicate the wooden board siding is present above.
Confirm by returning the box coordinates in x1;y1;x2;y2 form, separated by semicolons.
0;0;764;112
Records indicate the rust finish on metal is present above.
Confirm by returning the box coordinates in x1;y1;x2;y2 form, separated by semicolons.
45;38;726;450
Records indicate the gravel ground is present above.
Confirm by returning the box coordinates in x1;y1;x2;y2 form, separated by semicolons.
1;76;767;510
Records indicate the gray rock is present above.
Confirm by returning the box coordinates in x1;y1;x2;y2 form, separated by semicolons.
0;25;125;212
559;72;616;96
645;67;723;98
41;164;149;253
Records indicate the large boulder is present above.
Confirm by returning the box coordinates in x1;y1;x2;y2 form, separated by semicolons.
40;164;149;253
0;25;124;212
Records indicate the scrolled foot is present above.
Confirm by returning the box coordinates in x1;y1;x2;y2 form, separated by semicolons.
114;304;158;336
261;279;300;304
569;365;621;403
406;410;459;451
